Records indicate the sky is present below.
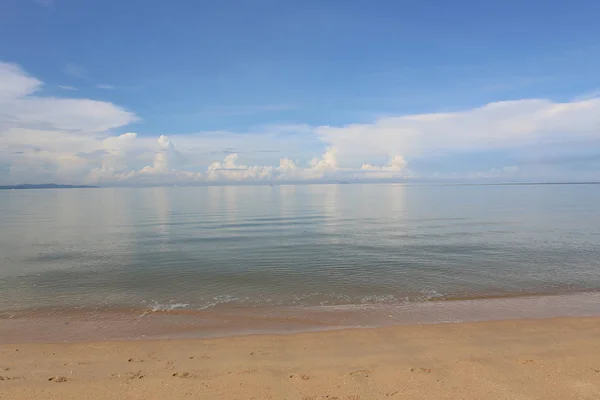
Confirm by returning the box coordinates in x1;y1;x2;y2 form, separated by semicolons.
1;0;600;186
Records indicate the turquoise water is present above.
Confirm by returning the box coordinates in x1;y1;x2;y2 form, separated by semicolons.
1;183;600;315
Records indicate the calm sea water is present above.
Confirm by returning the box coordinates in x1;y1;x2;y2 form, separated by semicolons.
1;183;600;319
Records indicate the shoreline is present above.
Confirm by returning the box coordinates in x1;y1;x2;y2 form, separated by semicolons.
2;291;600;344
1;317;599;399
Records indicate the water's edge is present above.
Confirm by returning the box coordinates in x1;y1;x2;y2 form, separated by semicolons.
2;291;598;344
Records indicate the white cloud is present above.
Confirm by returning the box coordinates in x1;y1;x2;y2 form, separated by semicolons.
206;153;274;181
57;85;78;91
88;135;201;186
316;98;600;161
310;147;337;172
197;148;405;183
360;155;408;179
0;63;40;100
139;135;184;173
0;62;138;184
2;61;600;186
86;145;356;185
0;63;137;133
96;84;115;90
362;155;407;171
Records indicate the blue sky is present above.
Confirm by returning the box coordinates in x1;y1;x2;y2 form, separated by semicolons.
1;0;599;185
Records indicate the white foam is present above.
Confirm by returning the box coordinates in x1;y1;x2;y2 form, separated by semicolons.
148;301;190;312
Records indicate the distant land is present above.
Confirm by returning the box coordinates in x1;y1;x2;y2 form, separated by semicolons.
0;184;99;190
0;181;598;190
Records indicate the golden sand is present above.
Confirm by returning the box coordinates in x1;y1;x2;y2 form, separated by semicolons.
1;317;599;399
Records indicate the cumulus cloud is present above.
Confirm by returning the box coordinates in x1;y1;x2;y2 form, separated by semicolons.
0;63;40;100
316;99;600;160
2;61;600;186
310;147;337;172
206;153;274;181
202;148;355;183
0;62;138;184
362;155;407;172
140;135;185;173
0;63;137;133
360;156;408;179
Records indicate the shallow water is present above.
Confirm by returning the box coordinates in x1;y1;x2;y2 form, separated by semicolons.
1;183;600;339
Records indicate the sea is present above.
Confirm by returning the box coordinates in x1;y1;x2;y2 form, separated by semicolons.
1;183;599;342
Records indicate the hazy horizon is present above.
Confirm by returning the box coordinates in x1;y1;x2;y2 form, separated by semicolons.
3;180;600;190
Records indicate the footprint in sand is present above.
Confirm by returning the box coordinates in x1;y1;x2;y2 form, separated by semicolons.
386;391;399;397
111;371;145;380
249;351;271;356
238;369;258;375
127;371;145;380
48;376;68;383
410;368;432;374
289;373;310;380
172;372;195;378
1;376;22;381
349;370;370;378
128;358;145;363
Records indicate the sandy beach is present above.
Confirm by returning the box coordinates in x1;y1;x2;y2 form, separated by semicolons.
1;317;599;399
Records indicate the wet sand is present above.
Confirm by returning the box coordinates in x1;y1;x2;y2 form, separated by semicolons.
1;317;600;399
2;291;600;344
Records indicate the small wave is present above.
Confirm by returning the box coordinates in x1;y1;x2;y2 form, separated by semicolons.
412;289;446;302
359;294;397;304
144;295;246;313
140;290;447;314
148;301;191;312
195;295;245;310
